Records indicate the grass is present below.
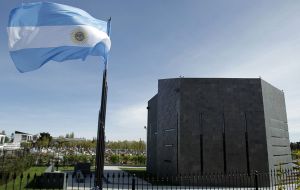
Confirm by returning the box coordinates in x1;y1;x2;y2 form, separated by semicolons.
58;165;74;171
119;167;146;171
0;166;46;190
58;165;96;172
119;166;147;178
119;167;176;185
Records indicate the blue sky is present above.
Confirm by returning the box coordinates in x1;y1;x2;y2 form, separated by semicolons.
0;0;299;142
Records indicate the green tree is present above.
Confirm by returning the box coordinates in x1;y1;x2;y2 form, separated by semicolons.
21;142;33;149
36;133;52;148
105;140;146;151
109;155;119;164
121;154;130;164
137;155;146;165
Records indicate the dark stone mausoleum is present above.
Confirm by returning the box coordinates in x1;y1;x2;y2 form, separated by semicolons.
147;78;292;180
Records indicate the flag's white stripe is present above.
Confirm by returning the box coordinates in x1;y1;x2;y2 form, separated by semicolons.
8;25;111;51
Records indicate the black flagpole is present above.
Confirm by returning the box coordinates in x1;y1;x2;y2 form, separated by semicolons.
95;17;111;189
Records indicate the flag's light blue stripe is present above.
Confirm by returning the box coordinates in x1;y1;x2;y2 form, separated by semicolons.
10;44;107;73
8;2;107;32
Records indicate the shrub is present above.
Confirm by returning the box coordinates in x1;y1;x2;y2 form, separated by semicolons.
109;154;119;164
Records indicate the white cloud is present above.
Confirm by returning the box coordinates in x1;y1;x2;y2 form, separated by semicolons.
106;103;147;141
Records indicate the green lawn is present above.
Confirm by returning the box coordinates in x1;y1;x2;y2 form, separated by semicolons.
119;167;147;178
119;167;146;171
58;165;74;171
58;165;96;172
119;167;175;185
0;166;46;190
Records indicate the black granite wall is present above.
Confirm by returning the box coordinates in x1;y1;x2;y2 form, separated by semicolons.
156;79;180;176
147;95;158;174
147;78;292;183
179;78;269;175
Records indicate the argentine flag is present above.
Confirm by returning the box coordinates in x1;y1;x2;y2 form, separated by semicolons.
7;2;111;73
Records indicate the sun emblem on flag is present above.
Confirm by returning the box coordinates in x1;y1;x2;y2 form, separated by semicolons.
71;28;88;44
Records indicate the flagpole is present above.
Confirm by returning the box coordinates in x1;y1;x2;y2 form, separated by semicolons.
95;17;111;189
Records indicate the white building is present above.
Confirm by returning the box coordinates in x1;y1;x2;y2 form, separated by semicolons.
13;131;33;144
0;133;5;145
0;133;5;150
0;131;24;151
0;132;6;152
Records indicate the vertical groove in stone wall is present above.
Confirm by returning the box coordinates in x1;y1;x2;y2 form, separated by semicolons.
222;113;227;174
176;112;179;175
199;112;203;175
244;112;250;175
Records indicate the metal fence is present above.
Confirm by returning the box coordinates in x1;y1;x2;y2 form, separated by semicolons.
0;169;299;190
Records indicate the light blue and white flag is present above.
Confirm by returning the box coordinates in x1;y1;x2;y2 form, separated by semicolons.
7;2;111;73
